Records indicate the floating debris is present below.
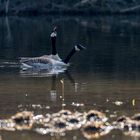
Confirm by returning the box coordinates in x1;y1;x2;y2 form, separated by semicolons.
0;119;15;131
113;101;123;106
71;102;84;107
11;111;34;130
0;111;34;131
0;110;140;138
85;110;108;124
82;123;112;139
35;127;52;135
32;104;42;109
110;114;117;118
52;110;72;119
113;113;140;138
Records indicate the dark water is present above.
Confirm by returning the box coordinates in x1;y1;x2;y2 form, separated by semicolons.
0;15;140;140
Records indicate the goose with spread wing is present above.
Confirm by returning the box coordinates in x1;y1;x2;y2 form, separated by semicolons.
20;27;86;72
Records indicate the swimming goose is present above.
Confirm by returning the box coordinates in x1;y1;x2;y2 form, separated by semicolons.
20;27;86;71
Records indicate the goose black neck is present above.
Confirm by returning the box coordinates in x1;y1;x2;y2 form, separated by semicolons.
51;36;57;55
63;47;76;64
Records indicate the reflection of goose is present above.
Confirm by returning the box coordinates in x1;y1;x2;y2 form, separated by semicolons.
20;27;86;72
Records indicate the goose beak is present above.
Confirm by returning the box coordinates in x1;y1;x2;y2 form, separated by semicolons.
53;26;57;32
76;44;86;51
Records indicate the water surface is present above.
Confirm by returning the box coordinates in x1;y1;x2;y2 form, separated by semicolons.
0;15;140;140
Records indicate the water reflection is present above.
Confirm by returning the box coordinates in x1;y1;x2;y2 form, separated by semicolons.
20;66;67;77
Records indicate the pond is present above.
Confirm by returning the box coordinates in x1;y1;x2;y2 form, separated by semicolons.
0;15;140;140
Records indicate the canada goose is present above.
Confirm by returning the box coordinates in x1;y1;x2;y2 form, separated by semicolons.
20;27;86;71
